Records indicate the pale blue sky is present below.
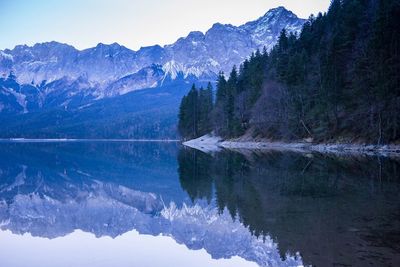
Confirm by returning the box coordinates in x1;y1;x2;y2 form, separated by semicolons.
0;0;331;51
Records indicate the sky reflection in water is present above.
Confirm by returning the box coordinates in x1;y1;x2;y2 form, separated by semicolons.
0;142;399;266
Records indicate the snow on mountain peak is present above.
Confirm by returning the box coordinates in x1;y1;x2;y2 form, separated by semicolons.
0;7;306;112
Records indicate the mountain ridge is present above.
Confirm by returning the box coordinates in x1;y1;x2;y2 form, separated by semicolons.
0;7;305;89
0;6;306;138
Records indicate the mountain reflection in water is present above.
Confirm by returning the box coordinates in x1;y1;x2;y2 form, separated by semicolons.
178;147;400;267
0;142;399;266
0;142;300;267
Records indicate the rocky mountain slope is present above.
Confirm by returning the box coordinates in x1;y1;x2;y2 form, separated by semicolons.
0;7;305;138
0;7;305;104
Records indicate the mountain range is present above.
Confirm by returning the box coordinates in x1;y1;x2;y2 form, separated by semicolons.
0;142;302;266
0;7;306;138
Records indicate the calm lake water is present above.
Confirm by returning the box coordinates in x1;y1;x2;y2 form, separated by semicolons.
0;141;399;267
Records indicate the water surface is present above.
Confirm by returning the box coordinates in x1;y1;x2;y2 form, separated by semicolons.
0;142;399;266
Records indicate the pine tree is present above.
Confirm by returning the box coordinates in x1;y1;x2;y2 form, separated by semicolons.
178;95;188;138
178;83;215;139
226;66;238;137
213;72;229;136
180;0;400;143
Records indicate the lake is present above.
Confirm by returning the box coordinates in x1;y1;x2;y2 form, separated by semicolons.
0;141;399;266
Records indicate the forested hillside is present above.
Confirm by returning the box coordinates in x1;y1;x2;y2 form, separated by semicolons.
0;79;197;139
178;83;213;139
178;0;400;144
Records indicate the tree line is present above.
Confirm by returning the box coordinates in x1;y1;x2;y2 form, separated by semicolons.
178;83;213;139
177;147;400;263
179;0;400;144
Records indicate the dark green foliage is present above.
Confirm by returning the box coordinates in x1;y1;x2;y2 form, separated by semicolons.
198;83;214;135
179;0;400;143
178;148;214;203
177;147;400;265
212;72;229;136
211;51;268;138
178;83;213;139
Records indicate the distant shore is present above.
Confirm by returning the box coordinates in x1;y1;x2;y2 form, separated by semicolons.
183;135;400;157
0;138;180;143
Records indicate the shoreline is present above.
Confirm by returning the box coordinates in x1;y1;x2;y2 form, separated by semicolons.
183;135;400;157
0;138;180;143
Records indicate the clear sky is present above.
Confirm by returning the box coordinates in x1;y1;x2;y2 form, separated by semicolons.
0;0;331;51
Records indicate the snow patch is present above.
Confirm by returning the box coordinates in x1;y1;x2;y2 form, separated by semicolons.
184;135;400;157
183;134;223;153
0;51;13;61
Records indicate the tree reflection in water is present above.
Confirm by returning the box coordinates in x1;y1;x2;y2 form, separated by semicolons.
178;147;400;266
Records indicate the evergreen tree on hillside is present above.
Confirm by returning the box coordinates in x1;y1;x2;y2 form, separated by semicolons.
198;84;213;135
178;83;214;139
213;72;229;136
226;66;239;137
179;0;400;143
178;95;189;138
178;84;198;139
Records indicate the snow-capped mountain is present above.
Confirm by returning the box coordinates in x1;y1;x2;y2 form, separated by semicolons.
0;141;304;266
0;7;305;113
0;167;302;267
103;64;165;98
0;7;306;138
